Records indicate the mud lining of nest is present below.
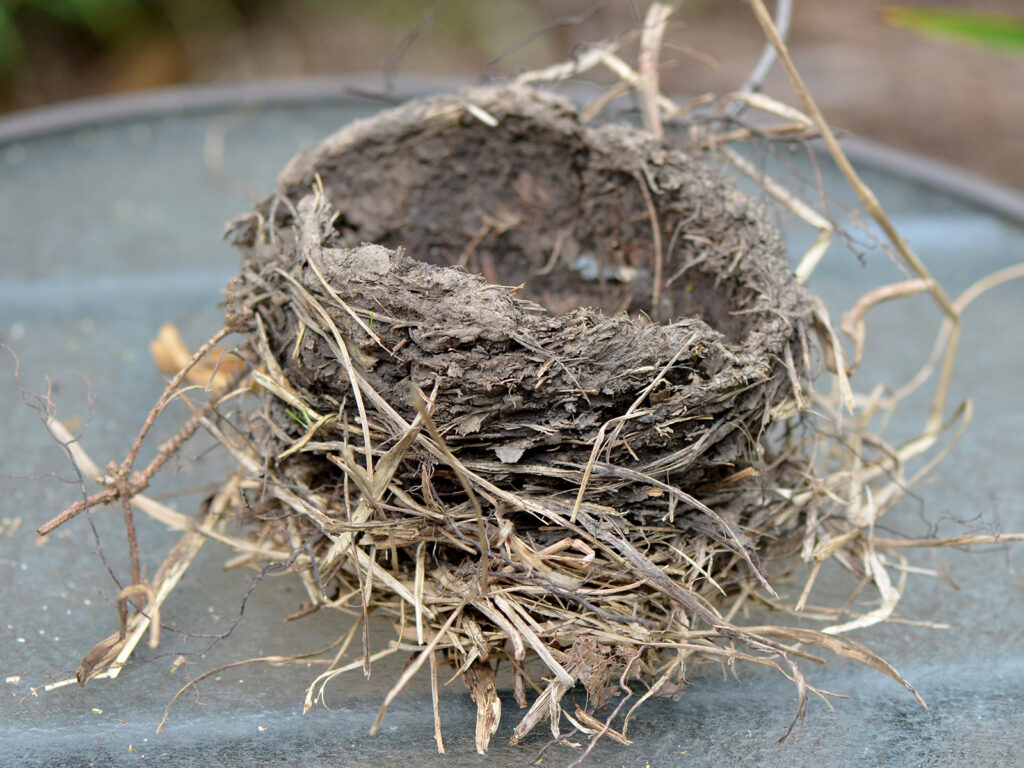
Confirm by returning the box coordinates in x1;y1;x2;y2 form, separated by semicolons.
231;87;810;504
207;85;838;749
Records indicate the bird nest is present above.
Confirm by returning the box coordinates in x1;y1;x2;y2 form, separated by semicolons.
211;85;827;750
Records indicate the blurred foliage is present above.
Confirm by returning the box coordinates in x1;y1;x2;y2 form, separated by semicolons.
0;0;147;47
0;0;551;106
0;0;235;76
883;6;1024;57
317;0;546;54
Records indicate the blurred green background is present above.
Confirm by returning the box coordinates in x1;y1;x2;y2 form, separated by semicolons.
1;0;1022;189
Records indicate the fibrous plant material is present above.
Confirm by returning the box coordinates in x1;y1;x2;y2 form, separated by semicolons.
31;79;945;753
195;85;898;751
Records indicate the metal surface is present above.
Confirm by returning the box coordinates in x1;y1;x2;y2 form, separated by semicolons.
1;84;1022;768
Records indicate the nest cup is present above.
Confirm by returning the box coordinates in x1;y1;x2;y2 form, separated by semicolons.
225;86;812;749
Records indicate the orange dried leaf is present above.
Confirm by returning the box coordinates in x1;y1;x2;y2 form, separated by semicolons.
149;323;243;390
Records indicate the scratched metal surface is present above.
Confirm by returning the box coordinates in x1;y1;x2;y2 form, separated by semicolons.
1;85;1022;768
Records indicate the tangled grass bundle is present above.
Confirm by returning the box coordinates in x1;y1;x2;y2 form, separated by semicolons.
194;86;913;751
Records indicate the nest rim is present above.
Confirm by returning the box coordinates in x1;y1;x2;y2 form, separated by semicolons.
228;86;811;477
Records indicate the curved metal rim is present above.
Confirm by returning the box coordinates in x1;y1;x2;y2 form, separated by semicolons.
3;75;1024;225
0;74;456;143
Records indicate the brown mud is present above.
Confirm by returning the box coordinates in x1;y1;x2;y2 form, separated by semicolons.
229;86;809;516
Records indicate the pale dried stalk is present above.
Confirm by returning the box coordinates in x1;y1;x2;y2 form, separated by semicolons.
638;3;673;140
719;145;834;285
748;0;959;441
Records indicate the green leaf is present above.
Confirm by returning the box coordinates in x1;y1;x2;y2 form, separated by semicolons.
882;6;1024;57
285;407;314;430
62;0;148;44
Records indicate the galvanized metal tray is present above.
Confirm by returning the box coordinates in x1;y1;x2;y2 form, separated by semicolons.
1;80;1021;767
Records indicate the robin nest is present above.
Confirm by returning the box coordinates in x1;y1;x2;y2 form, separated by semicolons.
212;85;831;750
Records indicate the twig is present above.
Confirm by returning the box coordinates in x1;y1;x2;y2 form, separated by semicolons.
638;3;674;140
636;171;665;320
566;649;642;768
748;0;960;439
37;370;243;536
874;533;1024;549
